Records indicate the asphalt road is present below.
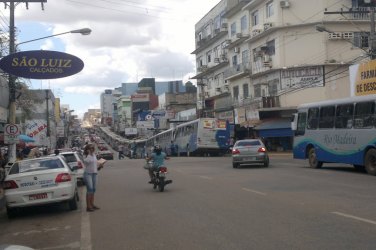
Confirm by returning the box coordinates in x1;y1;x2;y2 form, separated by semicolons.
1;154;376;250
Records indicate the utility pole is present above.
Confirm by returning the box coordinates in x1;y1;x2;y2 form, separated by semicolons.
4;1;46;162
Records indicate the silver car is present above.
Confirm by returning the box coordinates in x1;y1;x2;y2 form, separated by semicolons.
3;156;79;218
60;151;85;180
231;139;269;168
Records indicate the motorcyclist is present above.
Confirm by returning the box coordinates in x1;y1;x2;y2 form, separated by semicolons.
146;145;169;184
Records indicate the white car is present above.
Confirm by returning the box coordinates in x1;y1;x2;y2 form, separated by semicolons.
3;156;79;218
60;151;85;180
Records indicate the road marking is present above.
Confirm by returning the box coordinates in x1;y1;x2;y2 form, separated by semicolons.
242;188;267;196
80;192;92;250
199;175;213;180
332;212;376;225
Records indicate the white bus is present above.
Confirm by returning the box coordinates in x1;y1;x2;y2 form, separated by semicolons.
291;95;376;175
146;118;231;156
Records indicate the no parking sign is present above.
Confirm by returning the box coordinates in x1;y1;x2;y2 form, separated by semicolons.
4;124;20;144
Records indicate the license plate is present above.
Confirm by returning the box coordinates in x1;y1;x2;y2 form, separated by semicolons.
29;193;48;201
243;157;255;161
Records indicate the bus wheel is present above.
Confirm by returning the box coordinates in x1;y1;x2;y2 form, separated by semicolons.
308;148;323;168
365;149;376;175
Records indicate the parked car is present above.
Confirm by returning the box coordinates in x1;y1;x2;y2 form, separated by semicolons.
96;150;114;160
231;139;269;168
60;151;85;181
3;156;79;218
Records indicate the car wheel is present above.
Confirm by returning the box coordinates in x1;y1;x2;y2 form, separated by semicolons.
264;158;269;167
6;206;17;219
308;148;323;168
232;163;238;168
68;191;78;210
365;149;376;175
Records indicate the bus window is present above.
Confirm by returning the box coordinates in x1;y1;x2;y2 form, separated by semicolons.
307;108;319;129
335;104;354;129
296;113;307;136
354;101;375;128
319;106;335;129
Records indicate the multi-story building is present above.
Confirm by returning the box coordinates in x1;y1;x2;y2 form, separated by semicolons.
100;89;121;126
192;0;370;150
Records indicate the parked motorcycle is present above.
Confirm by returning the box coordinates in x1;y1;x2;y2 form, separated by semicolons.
145;160;172;192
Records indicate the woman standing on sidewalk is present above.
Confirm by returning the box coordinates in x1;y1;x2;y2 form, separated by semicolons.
83;144;103;212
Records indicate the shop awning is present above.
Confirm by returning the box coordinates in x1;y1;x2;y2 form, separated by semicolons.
254;119;293;138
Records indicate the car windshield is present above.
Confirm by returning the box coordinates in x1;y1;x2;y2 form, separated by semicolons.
9;158;65;175
61;154;77;163
236;141;261;147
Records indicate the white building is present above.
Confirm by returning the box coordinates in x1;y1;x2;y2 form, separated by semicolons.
192;0;370;149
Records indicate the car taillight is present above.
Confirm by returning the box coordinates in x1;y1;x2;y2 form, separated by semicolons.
258;147;267;152
77;160;83;169
3;180;18;189
159;167;167;173
232;149;240;155
55;173;72;183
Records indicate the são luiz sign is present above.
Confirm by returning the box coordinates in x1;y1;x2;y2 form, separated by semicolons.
0;50;84;79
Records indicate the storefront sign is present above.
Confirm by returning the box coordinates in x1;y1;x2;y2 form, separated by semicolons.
281;66;324;89
0;50;84;79
349;60;376;96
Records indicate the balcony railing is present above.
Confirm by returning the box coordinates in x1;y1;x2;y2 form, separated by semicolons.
224;62;251;80
233;96;280;109
348;7;370;20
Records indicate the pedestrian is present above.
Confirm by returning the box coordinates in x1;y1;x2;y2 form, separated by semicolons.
186;143;190;157
118;144;124;159
83;144;104;212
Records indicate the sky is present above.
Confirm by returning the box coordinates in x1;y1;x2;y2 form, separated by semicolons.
3;0;221;118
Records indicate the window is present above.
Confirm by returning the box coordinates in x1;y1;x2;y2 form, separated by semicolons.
233;86;239;100
232;55;238;67
207;51;211;63
354;32;370;48
214;15;221;31
266;40;275;55
354;101;375;128
335;104;354;129
242;50;249;64
243;84;249;98
307;107;319;129
319;106;335;129
231;22;236;36
296;113;307;136
254;85;261;97
252;10;259;26
266;1;274;18
241;15;248;31
268;81;278;96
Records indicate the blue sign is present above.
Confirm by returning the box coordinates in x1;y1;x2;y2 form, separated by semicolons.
0;50;84;79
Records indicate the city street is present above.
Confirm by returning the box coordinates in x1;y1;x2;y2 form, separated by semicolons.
1;154;376;249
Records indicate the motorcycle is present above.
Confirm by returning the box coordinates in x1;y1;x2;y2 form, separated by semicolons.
145;160;172;192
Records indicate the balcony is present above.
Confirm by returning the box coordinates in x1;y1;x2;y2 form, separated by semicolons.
191;27;228;55
224;62;251;80
191;59;229;79
233;96;280;109
344;7;370;20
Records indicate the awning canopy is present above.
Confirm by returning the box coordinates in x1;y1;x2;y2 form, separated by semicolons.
254;119;293;138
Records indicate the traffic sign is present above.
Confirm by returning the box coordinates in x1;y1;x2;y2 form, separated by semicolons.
4;123;20;144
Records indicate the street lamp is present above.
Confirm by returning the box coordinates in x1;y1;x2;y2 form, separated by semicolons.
16;28;92;47
7;25;91;162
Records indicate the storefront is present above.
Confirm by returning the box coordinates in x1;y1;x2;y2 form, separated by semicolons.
254;118;293;151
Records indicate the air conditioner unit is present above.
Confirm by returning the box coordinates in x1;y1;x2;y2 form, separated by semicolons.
236;33;243;38
199;65;208;71
221;23;228;29
214;58;220;63
264;54;271;62
280;1;290;8
252;29;262;37
215;87;222;92
234;47;240;53
264;22;273;30
214;28;220;34
225;39;232;44
223;85;229;91
328;32;342;40
220;53;227;59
